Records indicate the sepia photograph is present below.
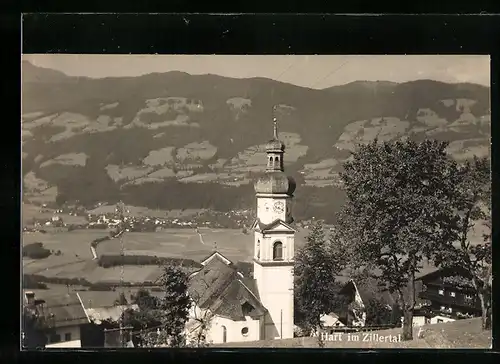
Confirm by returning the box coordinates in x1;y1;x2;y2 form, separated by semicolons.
21;54;492;349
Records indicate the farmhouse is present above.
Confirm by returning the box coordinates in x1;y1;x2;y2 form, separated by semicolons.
22;289;142;348
414;267;483;324
185;119;297;344
23;290;89;348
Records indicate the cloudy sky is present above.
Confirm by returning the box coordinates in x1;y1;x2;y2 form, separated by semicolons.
23;54;490;89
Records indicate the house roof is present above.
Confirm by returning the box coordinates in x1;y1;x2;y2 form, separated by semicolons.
188;252;266;321
415;266;473;282
200;251;233;266
26;291;90;328
336;276;425;308
85;304;139;324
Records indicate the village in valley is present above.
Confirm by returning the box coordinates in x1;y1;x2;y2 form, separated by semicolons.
21;55;492;349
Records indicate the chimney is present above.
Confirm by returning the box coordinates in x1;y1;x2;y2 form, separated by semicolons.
25;291;35;305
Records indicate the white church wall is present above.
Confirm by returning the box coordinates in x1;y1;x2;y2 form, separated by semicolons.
208;315;262;344
254;264;294;339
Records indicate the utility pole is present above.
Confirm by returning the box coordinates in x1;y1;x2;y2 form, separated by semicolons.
280;309;283;339
115;201;126;347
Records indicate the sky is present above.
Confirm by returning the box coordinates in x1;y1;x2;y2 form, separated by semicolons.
22;54;490;89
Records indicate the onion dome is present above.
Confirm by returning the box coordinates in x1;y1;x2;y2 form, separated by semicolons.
266;138;285;152
254;171;296;196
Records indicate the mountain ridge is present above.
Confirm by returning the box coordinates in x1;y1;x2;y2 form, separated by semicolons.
21;61;491;222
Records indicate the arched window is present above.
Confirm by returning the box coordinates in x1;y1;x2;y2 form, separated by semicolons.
256;240;260;259
222;325;227;343
274;156;279;162
273;241;283;261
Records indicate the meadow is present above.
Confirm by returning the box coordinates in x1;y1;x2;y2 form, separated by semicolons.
22;222;486;285
22;228;310;284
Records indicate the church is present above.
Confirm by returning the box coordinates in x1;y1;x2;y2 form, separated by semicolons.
186;119;297;344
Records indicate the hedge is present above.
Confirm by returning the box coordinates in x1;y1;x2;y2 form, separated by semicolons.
97;254;203;269
23;242;51;259
23;274;48;289
23;274;163;289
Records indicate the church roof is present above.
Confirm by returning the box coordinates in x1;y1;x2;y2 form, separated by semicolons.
254;172;296;195
188;253;266;321
266;138;285;152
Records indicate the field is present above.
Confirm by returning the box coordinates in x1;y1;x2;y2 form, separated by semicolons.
22;228;310;284
22;220;486;285
22;203;88;226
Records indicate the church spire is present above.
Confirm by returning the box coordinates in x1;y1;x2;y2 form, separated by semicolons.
273;117;278;140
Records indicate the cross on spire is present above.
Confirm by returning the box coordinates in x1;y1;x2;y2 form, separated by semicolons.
272;105;279;139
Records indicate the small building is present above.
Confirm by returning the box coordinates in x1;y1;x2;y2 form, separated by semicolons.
320;313;345;328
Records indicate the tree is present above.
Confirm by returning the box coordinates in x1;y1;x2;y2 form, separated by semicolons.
183;274;216;347
121;265;191;347
114;292;128;306
365;297;400;327
157;264;191;346
132;288;160;311
433;157;492;329
294;220;350;335
22;304;50;349
336;139;459;340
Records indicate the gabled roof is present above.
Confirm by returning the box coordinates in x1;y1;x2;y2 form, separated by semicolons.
24;290;90;328
415;266;472;282
84;304;139;324
251;218;296;233
336;276;426;308
188;252;266;321
200;251;232;266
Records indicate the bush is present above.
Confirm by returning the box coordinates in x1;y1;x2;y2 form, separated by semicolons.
23;275;48;289
97;254;203;269
23;274;92;287
23;242;51;259
88;283;114;291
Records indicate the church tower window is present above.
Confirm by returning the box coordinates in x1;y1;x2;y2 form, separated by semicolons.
273;241;283;261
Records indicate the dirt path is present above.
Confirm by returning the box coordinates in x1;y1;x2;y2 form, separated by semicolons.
195;227;206;245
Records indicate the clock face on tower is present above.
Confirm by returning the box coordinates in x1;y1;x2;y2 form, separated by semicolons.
273;201;284;213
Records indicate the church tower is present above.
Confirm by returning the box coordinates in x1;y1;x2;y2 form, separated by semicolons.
252;116;296;340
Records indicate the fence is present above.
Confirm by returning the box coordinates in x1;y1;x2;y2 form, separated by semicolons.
313;324;401;336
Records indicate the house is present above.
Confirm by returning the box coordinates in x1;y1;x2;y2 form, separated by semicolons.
415;267;482;323
22;289;144;348
332;273;431;328
320;313;345;328
23;290;89;348
185;119;297;344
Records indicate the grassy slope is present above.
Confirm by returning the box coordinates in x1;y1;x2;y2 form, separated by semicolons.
214;318;491;348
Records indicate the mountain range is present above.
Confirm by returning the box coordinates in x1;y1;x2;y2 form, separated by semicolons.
21;60;491;222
